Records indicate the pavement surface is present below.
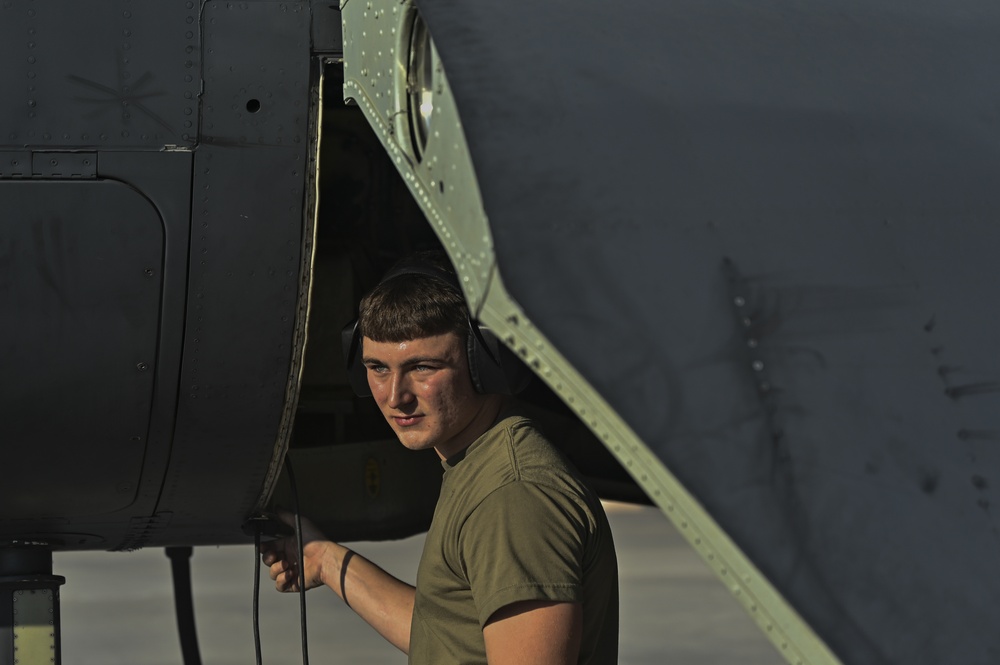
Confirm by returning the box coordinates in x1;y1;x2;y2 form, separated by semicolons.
54;504;785;665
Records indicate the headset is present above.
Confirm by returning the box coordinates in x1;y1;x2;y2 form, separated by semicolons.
341;258;532;397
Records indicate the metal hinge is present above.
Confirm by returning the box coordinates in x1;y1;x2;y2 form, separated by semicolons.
0;151;98;178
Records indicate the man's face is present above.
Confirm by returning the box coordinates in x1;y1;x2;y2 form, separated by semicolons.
362;332;498;459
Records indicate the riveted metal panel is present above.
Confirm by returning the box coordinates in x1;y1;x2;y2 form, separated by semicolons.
154;0;314;545
96;150;194;548
11;589;56;665
0;152;31;178
0;0;200;149
199;0;310;148
0;180;163;519
341;0;497;314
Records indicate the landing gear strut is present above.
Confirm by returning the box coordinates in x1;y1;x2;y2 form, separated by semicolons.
0;543;64;665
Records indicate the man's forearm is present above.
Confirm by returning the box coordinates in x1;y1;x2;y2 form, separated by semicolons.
319;542;415;654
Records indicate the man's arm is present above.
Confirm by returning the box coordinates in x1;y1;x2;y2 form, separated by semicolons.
261;512;415;654
483;600;583;665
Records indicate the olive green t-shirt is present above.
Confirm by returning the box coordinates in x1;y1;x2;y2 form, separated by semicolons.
409;412;619;664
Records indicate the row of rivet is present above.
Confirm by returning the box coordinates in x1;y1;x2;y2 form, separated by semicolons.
499;306;814;664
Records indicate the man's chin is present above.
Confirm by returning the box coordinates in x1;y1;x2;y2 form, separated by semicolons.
394;430;432;451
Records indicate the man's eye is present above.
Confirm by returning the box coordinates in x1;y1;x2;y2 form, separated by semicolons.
366;364;388;374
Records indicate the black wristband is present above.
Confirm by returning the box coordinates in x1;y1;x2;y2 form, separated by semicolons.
340;550;356;609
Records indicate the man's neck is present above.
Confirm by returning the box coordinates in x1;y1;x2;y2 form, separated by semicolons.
433;394;506;460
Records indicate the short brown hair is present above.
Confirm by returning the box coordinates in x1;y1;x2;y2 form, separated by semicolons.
358;254;469;343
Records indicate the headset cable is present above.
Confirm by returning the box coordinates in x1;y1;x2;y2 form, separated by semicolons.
247;455;310;665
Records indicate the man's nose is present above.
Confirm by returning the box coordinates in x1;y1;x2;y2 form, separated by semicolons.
387;373;414;408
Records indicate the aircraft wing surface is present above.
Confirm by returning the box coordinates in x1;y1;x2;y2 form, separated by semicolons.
413;2;1000;663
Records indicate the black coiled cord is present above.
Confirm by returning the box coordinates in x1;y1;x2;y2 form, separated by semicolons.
252;456;310;665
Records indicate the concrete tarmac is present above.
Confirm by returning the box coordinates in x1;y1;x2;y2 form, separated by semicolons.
54;504;784;665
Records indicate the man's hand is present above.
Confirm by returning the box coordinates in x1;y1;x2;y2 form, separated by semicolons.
483;600;583;665
259;510;416;654
260;510;334;592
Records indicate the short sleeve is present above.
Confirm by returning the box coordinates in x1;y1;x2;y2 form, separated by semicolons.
459;481;589;627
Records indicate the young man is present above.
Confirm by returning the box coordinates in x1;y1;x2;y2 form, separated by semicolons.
262;257;618;664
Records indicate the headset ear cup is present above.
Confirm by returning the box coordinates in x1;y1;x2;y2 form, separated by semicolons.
467;322;532;395
466;330;486;393
341;319;371;397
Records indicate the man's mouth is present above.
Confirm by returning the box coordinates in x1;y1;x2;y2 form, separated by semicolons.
392;414;423;427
